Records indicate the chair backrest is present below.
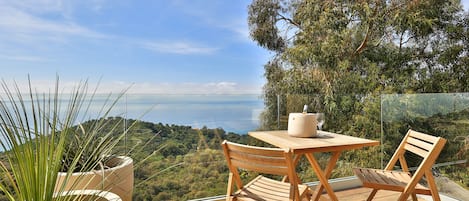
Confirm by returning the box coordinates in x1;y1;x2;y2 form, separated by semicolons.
385;129;447;173
221;140;298;190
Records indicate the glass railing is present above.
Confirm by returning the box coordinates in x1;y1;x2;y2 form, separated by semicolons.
3;92;466;200
381;93;469;186
115;93;467;200
276;93;467;181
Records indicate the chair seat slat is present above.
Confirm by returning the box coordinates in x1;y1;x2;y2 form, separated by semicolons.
244;179;290;197
236;176;309;201
254;176;291;190
354;168;430;191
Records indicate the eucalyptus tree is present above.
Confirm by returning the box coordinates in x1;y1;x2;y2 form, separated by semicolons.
249;0;468;135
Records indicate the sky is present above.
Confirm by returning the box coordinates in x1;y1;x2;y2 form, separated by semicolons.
0;0;468;94
0;0;271;94
462;0;469;11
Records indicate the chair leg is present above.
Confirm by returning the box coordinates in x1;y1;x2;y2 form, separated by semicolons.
226;173;234;201
366;189;378;201
398;191;412;201
425;170;441;201
411;193;418;201
304;188;312;201
301;194;311;201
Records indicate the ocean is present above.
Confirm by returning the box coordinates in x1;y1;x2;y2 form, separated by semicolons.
0;93;264;135
110;94;264;134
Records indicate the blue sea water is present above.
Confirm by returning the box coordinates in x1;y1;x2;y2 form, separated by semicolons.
111;94;264;134
0;94;264;135
0;94;263;152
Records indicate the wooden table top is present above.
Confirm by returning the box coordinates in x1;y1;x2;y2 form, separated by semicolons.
248;130;380;154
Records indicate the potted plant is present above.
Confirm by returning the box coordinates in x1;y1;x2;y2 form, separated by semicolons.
0;77;131;201
55;117;135;201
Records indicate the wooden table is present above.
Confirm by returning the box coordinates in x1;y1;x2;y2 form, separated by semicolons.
248;130;380;201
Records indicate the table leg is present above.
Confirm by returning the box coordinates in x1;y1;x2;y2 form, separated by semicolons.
305;152;341;201
293;154;302;166
283;154;303;183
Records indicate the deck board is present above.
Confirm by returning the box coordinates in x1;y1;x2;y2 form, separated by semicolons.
213;187;426;200
315;187;426;201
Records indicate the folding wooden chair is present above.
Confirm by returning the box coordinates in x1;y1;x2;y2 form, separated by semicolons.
353;129;447;201
221;140;311;201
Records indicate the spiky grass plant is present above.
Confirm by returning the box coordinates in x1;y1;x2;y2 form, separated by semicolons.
0;77;130;201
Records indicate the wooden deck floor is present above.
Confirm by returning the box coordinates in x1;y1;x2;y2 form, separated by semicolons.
315;187;426;201
213;187;427;201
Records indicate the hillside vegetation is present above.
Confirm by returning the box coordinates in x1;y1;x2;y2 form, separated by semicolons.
106;117;249;200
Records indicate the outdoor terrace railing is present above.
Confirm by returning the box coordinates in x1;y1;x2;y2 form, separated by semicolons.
102;93;467;200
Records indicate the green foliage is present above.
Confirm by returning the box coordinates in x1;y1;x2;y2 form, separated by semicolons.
80;119;249;200
131;142;232;200
0;78;129;201
0;78;73;201
249;0;469;132
60;116;130;172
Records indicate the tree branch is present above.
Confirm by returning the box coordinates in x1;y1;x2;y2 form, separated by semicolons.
354;0;381;55
277;13;301;29
355;25;371;55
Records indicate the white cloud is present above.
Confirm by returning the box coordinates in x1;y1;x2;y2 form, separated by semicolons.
141;41;219;55
169;0;252;43
0;6;106;40
2;0;67;14
2;0;110;17
219;19;252;42
3;79;261;95
123;82;261;94
0;1;108;54
0;1;139;65
0;0;225;57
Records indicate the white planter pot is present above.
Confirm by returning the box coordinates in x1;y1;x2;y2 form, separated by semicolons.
55;156;134;201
